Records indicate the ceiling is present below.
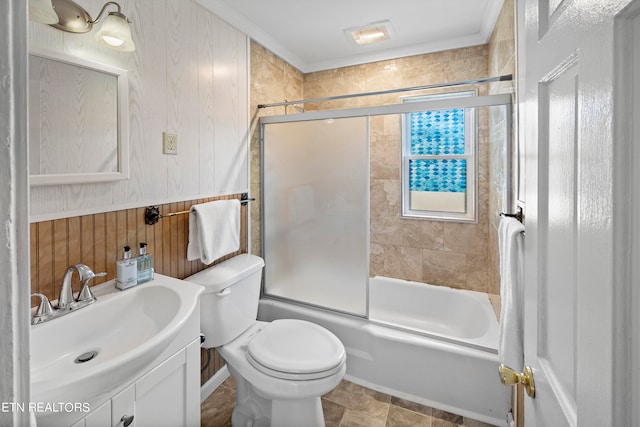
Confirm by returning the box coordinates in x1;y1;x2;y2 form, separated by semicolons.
196;0;505;73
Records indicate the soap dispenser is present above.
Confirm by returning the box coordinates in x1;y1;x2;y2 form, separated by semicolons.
137;242;154;284
116;246;137;290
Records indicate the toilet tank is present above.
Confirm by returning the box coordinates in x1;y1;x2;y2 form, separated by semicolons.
184;254;265;348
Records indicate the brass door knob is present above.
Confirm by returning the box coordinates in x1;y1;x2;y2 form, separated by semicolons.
499;363;536;398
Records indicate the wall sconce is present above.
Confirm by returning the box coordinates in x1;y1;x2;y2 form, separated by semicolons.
29;0;136;52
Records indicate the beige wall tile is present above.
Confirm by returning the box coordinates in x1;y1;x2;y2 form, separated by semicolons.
466;252;490;293
401;219;444;250
422;248;467;288
370;179;401;216
371;212;403;246
370;243;385;277
383;245;423;282
250;0;515;295
249;41;304;256
443;221;489;255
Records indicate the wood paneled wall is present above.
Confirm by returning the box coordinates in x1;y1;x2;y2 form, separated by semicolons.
29;0;249;221
30;193;248;385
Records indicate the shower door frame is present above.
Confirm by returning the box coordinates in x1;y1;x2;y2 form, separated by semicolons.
259;93;513;317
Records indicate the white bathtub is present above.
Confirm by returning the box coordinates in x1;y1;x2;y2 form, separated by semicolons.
258;276;510;426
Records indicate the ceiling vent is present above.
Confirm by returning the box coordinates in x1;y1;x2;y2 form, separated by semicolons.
345;20;394;46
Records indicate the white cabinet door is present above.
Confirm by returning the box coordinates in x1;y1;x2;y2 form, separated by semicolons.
71;405;110;427
126;339;200;427
84;401;111;427
71;339;200;427
111;384;135;427
135;348;186;426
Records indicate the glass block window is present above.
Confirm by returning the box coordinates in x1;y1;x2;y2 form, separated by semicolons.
402;92;477;221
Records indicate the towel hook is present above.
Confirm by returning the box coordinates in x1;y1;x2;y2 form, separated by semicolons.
500;206;523;223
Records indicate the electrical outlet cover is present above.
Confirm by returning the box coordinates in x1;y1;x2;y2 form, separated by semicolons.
163;132;178;155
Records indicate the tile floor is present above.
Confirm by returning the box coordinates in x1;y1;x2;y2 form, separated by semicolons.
201;376;497;427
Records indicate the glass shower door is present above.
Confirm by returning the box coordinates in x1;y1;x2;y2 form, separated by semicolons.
262;117;369;316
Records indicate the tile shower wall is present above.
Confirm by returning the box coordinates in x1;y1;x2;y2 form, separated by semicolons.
488;0;517;295
29;194;248;386
304;46;493;294
249;41;305;256
249;5;514;295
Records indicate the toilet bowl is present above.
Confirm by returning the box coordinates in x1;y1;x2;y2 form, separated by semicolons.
185;254;346;427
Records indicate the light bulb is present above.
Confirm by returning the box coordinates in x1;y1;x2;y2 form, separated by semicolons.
102;35;125;47
95;12;135;52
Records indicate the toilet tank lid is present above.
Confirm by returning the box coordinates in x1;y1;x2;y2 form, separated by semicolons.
184;254;264;293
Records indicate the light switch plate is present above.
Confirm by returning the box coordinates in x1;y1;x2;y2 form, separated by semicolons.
163;132;177;155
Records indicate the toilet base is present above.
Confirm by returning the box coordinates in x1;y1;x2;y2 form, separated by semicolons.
229;365;327;427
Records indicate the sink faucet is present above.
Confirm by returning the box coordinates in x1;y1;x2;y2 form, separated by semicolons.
31;264;106;325
59;263;105;309
31;293;54;325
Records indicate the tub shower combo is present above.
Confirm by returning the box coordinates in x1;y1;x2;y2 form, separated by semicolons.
257;77;513;426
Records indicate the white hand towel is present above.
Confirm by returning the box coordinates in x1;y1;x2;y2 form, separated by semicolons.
187;199;240;265
498;216;525;372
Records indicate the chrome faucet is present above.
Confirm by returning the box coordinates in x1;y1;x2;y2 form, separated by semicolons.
59;263;105;309
31;293;54;325
31;264;106;325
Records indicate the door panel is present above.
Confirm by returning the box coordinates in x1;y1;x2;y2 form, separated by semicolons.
538;58;578;416
519;0;634;425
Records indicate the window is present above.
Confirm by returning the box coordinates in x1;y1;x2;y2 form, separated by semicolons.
402;91;477;222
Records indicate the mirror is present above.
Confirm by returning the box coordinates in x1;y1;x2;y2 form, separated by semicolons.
28;46;129;186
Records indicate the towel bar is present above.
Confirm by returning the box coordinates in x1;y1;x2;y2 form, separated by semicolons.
144;193;254;225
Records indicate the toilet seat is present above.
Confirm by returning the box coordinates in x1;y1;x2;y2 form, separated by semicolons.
246;319;346;380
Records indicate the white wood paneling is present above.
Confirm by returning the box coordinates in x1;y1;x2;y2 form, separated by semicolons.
28;0;249;221
166;0;201;199
116;0;169;205
214;16;249;194
197;7;218;195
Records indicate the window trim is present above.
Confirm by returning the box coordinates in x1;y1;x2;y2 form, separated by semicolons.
401;91;478;222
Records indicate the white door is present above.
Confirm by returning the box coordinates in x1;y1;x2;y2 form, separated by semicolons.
518;0;635;425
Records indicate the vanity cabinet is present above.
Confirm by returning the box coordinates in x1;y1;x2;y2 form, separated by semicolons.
71;339;200;427
78;401;111;427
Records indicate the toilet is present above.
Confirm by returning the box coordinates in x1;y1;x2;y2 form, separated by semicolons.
185;254;346;427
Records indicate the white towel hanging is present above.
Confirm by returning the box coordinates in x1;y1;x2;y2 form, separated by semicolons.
498;216;525;372
187;199;240;264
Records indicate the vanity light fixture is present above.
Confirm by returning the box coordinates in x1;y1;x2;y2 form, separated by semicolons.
31;0;136;52
345;20;394;46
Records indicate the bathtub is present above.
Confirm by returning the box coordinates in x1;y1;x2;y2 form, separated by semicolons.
258;276;510;426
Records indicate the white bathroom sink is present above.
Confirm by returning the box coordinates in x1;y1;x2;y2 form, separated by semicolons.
30;275;203;405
